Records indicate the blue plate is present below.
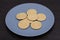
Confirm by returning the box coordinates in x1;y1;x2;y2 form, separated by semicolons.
5;3;55;37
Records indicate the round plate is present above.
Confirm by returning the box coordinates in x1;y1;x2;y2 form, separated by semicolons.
5;3;55;37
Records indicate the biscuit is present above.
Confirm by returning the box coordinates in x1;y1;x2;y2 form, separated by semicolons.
27;9;37;21
31;21;42;30
37;13;46;21
18;18;30;30
16;12;27;20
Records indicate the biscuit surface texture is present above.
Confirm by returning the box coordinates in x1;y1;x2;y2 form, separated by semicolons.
27;9;37;21
18;18;30;29
16;12;27;20
37;13;46;21
31;21;42;30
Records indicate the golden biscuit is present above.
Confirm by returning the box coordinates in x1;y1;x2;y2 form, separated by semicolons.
18;18;30;30
27;9;37;21
31;21;42;30
16;12;27;20
37;13;46;21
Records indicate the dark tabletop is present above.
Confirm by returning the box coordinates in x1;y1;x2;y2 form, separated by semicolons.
0;0;60;40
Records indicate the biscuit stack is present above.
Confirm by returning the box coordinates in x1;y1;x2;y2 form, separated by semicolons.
16;9;46;30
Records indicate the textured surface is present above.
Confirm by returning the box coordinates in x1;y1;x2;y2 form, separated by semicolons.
0;0;60;40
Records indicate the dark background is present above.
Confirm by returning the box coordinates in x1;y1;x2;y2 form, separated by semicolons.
0;0;60;40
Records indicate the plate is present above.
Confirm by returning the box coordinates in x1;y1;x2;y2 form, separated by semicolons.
5;3;55;37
